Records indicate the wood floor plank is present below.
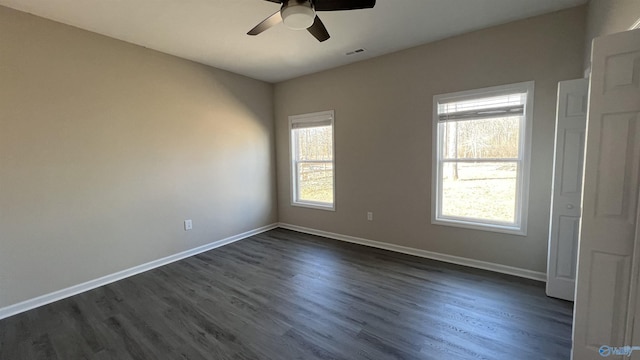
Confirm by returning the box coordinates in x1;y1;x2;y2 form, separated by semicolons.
0;229;573;359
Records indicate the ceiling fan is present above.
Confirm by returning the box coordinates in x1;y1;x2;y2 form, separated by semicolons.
247;0;376;42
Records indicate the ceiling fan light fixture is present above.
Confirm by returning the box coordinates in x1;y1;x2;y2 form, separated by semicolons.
281;2;315;30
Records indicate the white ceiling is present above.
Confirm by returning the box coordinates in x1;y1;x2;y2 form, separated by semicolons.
0;0;587;83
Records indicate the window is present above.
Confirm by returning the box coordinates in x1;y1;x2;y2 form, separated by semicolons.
290;110;335;210
432;81;534;235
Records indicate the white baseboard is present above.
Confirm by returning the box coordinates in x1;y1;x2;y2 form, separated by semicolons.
0;222;546;320
0;223;278;320
278;223;546;282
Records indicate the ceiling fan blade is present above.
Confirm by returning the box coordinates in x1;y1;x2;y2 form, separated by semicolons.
314;0;375;11
307;16;330;42
247;10;283;35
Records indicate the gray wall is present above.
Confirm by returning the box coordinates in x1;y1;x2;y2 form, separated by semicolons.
274;6;586;274
585;0;640;69
0;5;277;308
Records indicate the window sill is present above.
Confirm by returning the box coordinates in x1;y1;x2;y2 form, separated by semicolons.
432;217;526;236
291;201;335;211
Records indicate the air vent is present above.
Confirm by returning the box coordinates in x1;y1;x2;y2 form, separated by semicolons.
346;48;366;56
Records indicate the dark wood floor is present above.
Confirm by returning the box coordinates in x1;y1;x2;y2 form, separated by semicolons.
0;229;573;360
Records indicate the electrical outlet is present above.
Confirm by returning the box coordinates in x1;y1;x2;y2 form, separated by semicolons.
184;219;193;231
367;212;373;221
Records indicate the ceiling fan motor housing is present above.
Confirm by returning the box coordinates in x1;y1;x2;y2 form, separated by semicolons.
281;0;315;30
248;0;375;42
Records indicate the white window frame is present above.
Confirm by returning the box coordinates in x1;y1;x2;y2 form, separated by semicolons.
431;81;534;236
289;110;335;211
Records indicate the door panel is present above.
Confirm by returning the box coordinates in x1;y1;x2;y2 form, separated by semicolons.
594;113;640;219
560;130;584;194
584;252;631;347
555;216;579;279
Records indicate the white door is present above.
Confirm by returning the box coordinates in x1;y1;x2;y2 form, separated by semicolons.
546;79;588;301
572;28;640;360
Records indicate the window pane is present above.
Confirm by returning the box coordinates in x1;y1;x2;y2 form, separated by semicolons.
293;126;333;161
297;162;333;204
441;162;517;224
440;117;520;159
